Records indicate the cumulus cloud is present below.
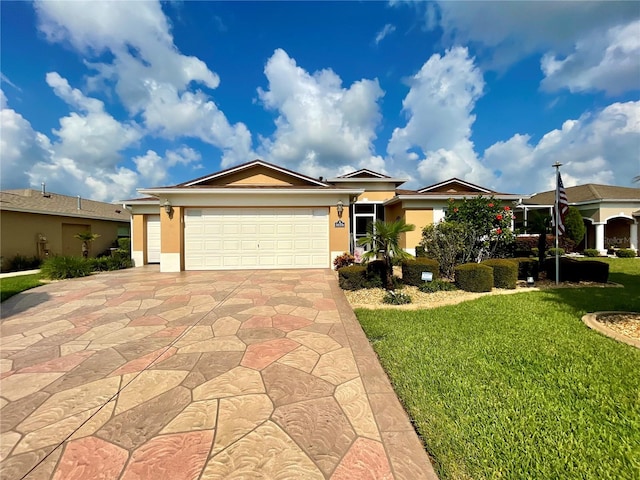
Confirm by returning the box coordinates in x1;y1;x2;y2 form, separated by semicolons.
483;101;640;193
375;24;396;45
541;20;640;96
0;91;52;189
134;146;203;187
387;46;493;187
257;48;385;178
35;0;254;166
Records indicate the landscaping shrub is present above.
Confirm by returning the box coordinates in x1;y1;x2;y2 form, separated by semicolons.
615;249;636;258
333;252;355;270
547;248;565;257
583;249;601;257
580;260;610;283
338;265;367;290
514;236;538;255
454;263;493;292
382;291;412;305
89;254;134;272
117;237;131;252
481;259;518;289
365;260;388;289
419;279;457;293
544;257;609;283
401;258;440;287
512;257;539;281
2;254;42;272
415;245;426;257
41;256;93;280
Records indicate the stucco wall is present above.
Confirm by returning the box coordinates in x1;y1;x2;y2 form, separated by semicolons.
329;205;350;255
404;209;434;250
0;210;128;268
356;191;396;202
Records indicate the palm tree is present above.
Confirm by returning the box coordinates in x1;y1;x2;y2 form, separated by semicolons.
74;231;100;258
358;219;415;290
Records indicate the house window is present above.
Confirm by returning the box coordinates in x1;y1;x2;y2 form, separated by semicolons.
351;202;384;251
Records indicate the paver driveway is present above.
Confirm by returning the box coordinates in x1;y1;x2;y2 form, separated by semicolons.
0;267;436;480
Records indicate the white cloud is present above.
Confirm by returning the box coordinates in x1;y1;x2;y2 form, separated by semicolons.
257;48;385;178
0;92;52;189
134;146;203;187
375;24;396;45
483;101;640;193
35;0;254;166
541;20;640;96
387;46;493;187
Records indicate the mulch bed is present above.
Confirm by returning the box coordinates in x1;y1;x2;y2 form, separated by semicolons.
595;313;640;340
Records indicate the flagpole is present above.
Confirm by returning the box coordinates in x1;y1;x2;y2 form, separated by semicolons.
553;162;562;285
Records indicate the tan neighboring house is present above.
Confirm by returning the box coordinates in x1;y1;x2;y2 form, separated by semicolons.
124;160;525;272
523;184;640;253
0;188;131;269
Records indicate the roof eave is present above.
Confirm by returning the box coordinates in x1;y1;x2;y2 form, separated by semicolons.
138;187;365;196
0;206;130;221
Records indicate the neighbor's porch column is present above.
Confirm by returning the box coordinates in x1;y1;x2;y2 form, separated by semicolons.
630;221;638;251
595;222;606;254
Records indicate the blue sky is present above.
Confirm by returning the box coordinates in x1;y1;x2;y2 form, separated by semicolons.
1;1;639;201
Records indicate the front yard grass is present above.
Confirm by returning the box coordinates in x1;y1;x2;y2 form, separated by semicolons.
356;258;640;480
0;274;44;302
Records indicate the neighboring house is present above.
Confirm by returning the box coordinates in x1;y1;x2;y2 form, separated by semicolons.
0;188;131;269
124;160;524;272
524;184;640;253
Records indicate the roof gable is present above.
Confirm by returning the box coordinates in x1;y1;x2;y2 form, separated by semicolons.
179;160;329;188
337;169;391;179
418;178;494;194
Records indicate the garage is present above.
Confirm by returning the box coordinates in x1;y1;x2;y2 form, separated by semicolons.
184;207;329;270
146;215;161;263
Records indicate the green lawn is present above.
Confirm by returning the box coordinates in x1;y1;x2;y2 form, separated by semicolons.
356;258;640;480
0;274;44;302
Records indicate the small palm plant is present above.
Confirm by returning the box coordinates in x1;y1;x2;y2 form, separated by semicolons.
74;231;100;258
357;219;415;290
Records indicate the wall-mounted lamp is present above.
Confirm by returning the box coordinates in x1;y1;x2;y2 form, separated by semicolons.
163;199;173;215
336;200;344;219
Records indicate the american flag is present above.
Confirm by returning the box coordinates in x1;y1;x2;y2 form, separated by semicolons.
555;172;569;235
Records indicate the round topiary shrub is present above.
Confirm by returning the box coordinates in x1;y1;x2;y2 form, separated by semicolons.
615;249;637;258
583;249;600;257
481;259;518;289
401;258;440;287
454;263;494;292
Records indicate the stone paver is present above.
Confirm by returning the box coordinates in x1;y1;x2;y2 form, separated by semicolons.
0;267;437;479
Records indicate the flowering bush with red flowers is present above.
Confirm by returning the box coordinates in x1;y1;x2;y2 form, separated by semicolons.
442;195;515;263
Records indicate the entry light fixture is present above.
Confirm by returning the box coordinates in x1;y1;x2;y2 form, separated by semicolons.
337;200;344;219
163;199;173;215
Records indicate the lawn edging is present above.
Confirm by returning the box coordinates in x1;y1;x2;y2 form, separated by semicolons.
582;311;640;349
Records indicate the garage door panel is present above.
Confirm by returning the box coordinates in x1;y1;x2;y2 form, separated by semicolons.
185;207;328;270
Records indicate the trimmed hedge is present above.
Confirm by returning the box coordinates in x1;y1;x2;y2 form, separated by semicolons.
338;265;368;290
544;257;609;283
615;248;637;258
547;248;565;257
583;249;600;257
454;263;493;292
401;258;439;287
512;257;539;281
481;259;518;289
338;261;389;290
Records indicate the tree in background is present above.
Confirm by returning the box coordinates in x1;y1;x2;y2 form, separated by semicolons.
358;219;415;290
563;207;586;245
74;231;100;258
444;196;515;263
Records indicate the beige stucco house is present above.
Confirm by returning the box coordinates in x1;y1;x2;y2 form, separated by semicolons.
0;188;131;269
124;160;523;272
524;184;640;253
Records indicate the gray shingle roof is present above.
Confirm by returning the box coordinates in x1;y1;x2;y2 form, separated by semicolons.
0;189;130;222
525;184;640;205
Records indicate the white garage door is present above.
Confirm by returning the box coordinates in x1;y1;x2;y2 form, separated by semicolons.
146;215;161;263
184;208;329;270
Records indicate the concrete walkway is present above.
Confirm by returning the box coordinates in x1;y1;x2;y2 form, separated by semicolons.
0;267;437;479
